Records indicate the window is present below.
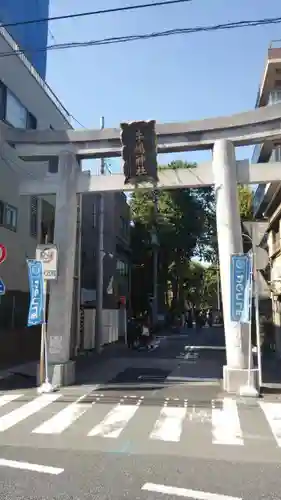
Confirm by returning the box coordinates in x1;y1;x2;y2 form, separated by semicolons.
30;196;38;237
269;90;281;105
274;146;281;162
48;157;58;173
0;81;37;130
26;112;37;130
0;200;17;231
117;259;128;277
5;90;27;128
4;204;17;231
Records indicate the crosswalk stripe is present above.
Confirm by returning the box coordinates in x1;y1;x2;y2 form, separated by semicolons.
0;394;23;407
0;393;61;432
88;402;140;438
150;405;187;442
259;401;281;447
32;395;92;435
212;398;243;446
1;392;281;449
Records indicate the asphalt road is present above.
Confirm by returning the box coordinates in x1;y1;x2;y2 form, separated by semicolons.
0;329;281;498
0;446;281;500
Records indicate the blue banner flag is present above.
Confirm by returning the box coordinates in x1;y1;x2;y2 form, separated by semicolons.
230;254;252;324
27;259;44;327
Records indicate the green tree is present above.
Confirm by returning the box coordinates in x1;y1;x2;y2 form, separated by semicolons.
238;184;254;220
181;261;218;309
201;265;219;308
129;164;252;316
130;161;216;314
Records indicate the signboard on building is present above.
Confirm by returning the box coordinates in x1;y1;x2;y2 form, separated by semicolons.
36;244;58;280
230;254;252;323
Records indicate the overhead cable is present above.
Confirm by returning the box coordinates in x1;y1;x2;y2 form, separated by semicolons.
1;0;193;28
0;15;280;58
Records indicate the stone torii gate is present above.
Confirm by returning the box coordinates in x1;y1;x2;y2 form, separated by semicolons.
3;102;281;394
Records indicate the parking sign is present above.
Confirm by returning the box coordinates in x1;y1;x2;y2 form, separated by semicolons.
36;244;58;280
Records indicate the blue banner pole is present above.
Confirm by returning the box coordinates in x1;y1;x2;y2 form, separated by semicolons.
246;252;253;387
38;278;55;393
27;260;44;327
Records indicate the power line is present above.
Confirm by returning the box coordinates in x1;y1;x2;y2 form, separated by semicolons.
1;0;192;28
0;15;280;58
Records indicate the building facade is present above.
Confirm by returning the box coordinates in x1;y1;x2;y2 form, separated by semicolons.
81;191;131;309
79;190;131;348
0;0;49;79
0;24;71;365
253;42;281;358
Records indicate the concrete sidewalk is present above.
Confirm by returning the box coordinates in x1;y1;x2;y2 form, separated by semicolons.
0;361;37;380
0;337;161;386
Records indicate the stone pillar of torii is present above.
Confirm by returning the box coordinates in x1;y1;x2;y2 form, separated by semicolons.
22;139;262;395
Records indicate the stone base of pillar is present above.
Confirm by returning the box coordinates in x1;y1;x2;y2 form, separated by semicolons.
223;365;260;395
37;360;75;388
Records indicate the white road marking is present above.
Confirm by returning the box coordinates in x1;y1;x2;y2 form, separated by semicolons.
0;393;61;432
0;458;64;475
0;394;23;407
32;395;91;434
212;398;243;446
259;401;281;447
184;345;225;351
142;483;242;500
150;405;187;442
88;402;140;438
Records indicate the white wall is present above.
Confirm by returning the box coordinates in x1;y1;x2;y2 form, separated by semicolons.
83;309;120;349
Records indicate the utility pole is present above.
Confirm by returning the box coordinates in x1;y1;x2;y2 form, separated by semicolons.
152;188;158;325
95;116;105;353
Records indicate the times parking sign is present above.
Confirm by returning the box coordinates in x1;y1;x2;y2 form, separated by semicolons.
36;244;58;280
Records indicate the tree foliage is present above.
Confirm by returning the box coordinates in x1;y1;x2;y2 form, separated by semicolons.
238;184;254;221
130;161;216;315
182;261;219;309
129;162;253;316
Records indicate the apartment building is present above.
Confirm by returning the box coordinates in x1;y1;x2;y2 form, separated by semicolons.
252;41;281;357
80;191;131;347
0;25;71;356
81;191;131;307
0;0;49;79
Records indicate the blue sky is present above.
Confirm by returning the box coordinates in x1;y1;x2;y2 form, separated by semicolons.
46;0;281;172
